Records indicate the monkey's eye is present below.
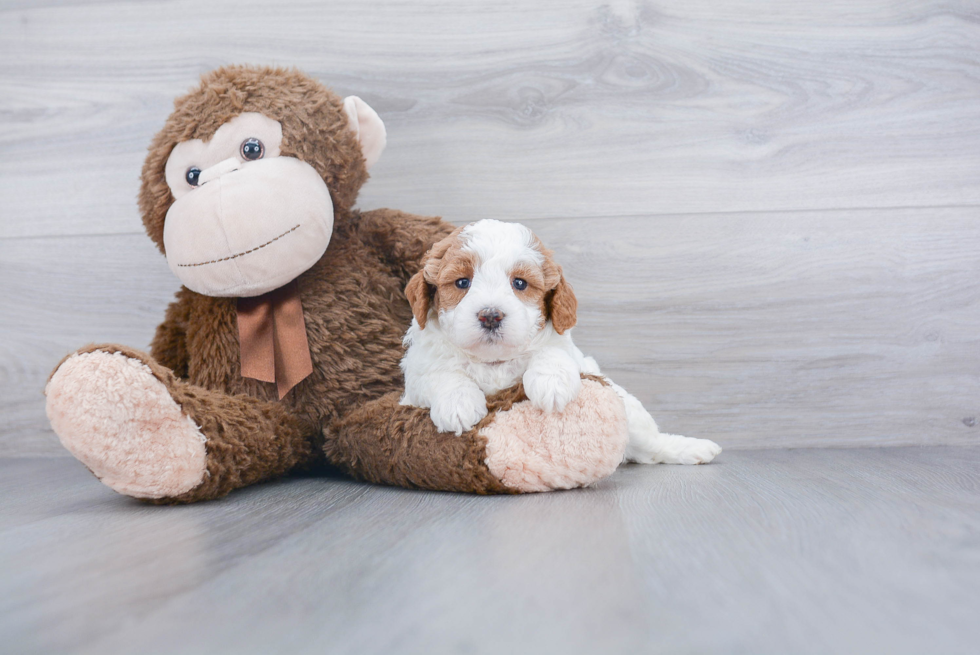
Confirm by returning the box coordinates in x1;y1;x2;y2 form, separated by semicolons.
185;167;201;186
513;278;528;291
455;278;471;289
241;138;264;160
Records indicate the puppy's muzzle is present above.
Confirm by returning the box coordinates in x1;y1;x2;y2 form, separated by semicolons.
477;307;505;331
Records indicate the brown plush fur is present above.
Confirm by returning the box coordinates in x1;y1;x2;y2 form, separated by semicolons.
141;205;456;501
327;392;514;495
52;343;315;504
50;66;615;503
148;208;451;426
139;66;369;254
327;374;608;493
83;66;471;502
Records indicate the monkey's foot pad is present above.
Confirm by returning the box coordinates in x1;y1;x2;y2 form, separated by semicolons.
45;350;207;499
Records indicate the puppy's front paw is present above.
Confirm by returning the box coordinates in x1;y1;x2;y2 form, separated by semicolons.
429;386;489;435
523;364;582;413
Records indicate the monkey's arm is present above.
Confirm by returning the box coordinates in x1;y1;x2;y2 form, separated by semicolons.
356;208;456;279
150;298;191;379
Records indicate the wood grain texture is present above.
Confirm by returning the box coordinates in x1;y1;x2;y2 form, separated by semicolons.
3;4;979;653
2;1;980;455
2;0;980;238
2;448;979;653
3;207;978;455
0;234;175;456
540;208;980;449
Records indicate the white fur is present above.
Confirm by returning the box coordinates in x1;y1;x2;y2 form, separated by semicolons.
400;219;721;465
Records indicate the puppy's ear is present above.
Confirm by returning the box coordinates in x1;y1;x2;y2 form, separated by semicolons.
405;270;432;329
547;267;578;334
406;227;464;328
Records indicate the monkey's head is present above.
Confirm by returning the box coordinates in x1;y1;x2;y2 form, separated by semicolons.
139;66;386;297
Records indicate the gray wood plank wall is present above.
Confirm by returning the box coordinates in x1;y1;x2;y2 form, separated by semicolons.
2;0;978;455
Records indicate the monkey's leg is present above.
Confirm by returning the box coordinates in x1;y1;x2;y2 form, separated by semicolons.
326;375;630;494
45;344;315;503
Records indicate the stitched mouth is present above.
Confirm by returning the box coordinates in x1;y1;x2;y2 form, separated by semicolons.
177;224;301;268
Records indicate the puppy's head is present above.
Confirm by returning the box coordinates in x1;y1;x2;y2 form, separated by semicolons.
405;219;577;360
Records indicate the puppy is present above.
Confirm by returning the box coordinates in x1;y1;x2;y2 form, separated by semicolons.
400;219;721;465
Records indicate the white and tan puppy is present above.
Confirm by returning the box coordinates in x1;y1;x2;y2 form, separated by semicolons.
400;219;721;465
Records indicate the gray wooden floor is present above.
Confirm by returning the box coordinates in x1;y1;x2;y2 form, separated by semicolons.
2;448;979;654
3;1;980;652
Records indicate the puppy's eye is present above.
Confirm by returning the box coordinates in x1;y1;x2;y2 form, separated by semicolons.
185;167;201;186
241;138;264;160
455;278;471;289
513;278;528;291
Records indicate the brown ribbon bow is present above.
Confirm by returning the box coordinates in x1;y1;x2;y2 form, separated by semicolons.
237;280;313;399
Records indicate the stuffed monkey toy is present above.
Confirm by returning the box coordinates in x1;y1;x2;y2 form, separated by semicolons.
44;66;630;503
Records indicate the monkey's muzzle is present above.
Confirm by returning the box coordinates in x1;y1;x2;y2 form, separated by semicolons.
163;156;333;297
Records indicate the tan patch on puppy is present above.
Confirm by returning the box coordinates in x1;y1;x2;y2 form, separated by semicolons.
531;237;578;334
433;250;477;314
546;269;577;334
405;226;470;328
406;224;578;333
510;262;547;295
509;261;549;326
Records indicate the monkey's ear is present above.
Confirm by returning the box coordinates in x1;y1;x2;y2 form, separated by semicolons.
405;270;432;330
343;96;387;170
547;268;578;335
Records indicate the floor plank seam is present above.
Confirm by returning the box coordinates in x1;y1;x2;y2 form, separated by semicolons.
5;201;980;243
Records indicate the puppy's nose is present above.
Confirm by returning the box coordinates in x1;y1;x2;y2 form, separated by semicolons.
477;307;505;330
